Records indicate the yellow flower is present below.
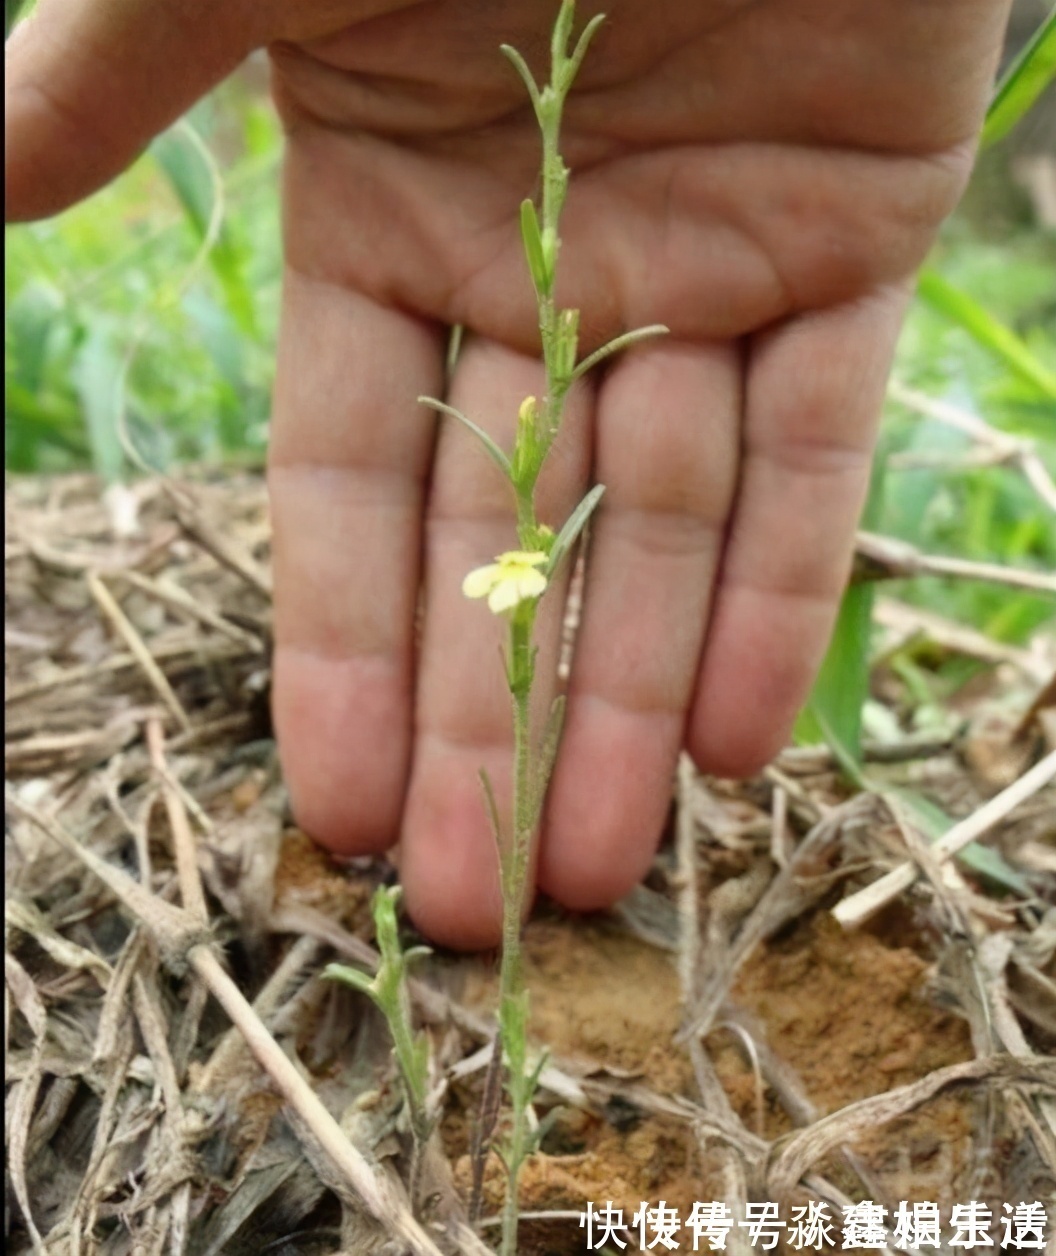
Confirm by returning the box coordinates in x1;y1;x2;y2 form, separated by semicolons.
462;550;549;615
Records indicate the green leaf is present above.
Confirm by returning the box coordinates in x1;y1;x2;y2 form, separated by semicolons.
321;962;375;997
479;768;505;849
418;395;513;480
71;330;125;484
151;123;258;337
562;12;607;93
982;9;1056;148
551;0;576;68
547;483;605;575
182;288;248;452
917;269;1056;401
530;695;566;825
570;324;669;382
5;0;30;39
499;43;542;116
6;280;64;392
519;198;551;296
795;582;875;775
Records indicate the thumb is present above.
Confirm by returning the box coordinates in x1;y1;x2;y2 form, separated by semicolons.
5;0;270;221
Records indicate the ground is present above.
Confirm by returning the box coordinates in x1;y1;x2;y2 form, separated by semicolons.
5;472;1055;1255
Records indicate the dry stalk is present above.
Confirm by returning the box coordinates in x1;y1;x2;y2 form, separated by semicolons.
889;379;1056;514
87;570;192;733
676;757;751;1253
5;951;48;1253
874;597;1049;682
163;481;273;597
6;638;248;707
856;529;1056;594
117;567;265;651
6;792;446;1256
146;719;209;922
768;1055;1056;1197
835;748;1056;926
680;795;875;1043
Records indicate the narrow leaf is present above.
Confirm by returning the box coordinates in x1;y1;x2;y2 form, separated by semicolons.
917;269;1056;400
982;10;1056;148
519;198;551;295
563;12;607;91
500;44;542;115
890;789;1030;896
322;962;375;997
794;582;875;774
571;324;669;381
418;395;512;479
547;483;605;575
551;0;576;68
478;768;504;850
151;121;258;337
71;330;125;484
530;695;567;825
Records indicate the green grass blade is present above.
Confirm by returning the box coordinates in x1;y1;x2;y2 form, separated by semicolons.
71;330;125;484
151;123;259;337
794;581;875;775
917;268;1056;400
982;8;1056;148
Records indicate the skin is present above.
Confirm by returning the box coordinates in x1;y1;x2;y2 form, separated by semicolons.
6;0;1012;948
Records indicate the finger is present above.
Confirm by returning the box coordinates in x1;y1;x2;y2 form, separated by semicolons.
537;339;741;910
399;337;593;949
688;284;911;776
5;0;267;221
269;274;443;856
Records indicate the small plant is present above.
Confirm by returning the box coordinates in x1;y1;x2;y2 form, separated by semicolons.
420;2;665;1250
324;885;434;1202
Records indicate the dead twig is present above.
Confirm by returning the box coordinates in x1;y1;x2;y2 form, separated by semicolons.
680;796;874;1043
5;792;445;1256
116;568;265;651
855;529;1056;595
768;1055;1056;1197
163;482;273;598
835;748;1056;926
87;570;192;733
146;719;208;922
889;379;1056;515
4;951;48;1254
874;597;1048;682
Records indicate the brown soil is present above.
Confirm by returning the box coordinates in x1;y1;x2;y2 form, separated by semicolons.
438;906;977;1254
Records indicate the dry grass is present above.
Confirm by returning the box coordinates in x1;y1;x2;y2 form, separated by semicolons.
5;471;1055;1255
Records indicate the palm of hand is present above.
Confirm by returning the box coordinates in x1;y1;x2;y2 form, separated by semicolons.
6;0;1010;945
266;0;1006;945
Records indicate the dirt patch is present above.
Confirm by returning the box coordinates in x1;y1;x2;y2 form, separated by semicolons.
448;905;980;1253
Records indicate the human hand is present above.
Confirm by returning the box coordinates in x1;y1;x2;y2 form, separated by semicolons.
6;0;1012;947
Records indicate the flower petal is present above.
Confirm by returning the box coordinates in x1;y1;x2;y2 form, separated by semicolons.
462;564;500;599
487;580;522;615
498;549;548;568
515;569;548;600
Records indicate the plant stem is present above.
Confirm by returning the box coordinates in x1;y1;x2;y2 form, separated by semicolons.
496;610;536;1256
491;8;607;1252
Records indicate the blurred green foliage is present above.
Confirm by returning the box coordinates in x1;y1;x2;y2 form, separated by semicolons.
6;75;282;476
795;17;1056;768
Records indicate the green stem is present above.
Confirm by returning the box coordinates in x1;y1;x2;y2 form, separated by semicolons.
391;1000;427;1138
497;613;535;1256
499;1084;529;1256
